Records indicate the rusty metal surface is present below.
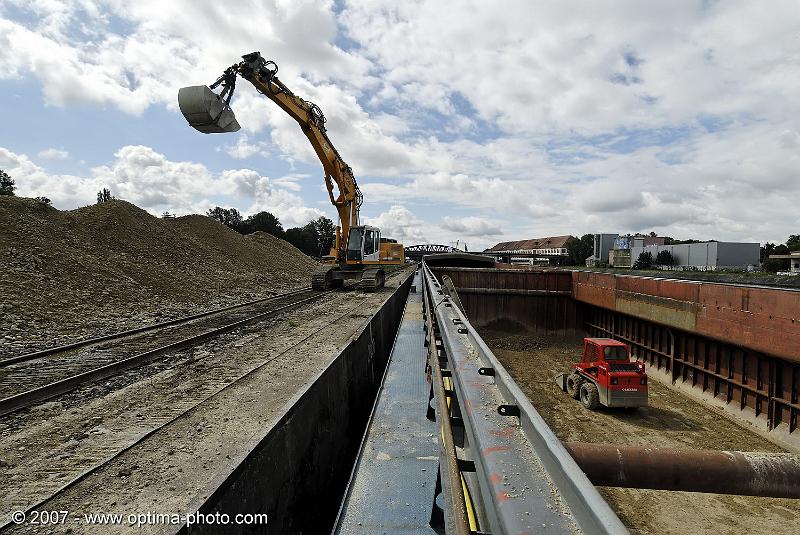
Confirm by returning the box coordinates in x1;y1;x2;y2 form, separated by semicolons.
432;267;800;440
431;267;578;335
571;271;800;365
565;442;800;498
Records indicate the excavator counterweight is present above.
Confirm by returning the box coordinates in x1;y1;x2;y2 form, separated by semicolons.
178;52;404;291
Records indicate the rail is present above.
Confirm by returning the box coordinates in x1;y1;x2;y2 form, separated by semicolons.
0;287;315;367
0;290;333;417
421;261;627;534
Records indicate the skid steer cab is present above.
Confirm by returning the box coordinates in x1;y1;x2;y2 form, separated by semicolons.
555;338;648;410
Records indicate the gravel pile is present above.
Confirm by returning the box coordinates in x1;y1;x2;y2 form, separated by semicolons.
0;197;318;356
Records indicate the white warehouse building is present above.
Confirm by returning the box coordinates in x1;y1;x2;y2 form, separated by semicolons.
630;241;760;270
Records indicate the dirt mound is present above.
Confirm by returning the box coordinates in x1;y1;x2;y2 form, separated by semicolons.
0;197;318;355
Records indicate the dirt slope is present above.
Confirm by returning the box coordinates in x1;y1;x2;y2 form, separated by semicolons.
0;197;318;355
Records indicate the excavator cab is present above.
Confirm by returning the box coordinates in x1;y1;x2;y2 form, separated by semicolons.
346;226;382;263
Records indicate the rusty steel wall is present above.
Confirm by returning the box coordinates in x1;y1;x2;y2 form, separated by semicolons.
430;267;579;334
584;305;800;438
432;267;800;438
572;271;800;364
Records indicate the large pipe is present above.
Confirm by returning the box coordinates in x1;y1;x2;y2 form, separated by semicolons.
565;442;800;498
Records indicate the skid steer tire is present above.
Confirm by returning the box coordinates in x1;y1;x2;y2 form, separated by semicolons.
566;373;584;400
579;382;600;410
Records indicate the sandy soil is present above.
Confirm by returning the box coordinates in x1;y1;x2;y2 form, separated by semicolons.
480;330;800;535
0;197;317;358
1;268;412;534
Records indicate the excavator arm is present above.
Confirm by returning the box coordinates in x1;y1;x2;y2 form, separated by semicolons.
178;52;362;260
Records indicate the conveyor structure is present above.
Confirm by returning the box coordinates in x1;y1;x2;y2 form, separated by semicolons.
335;265;628;534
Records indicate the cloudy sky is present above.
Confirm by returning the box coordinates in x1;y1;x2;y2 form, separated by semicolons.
1;1;798;250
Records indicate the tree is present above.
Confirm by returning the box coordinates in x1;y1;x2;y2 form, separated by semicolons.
655;250;675;266
787;235;800;252
761;242;777;262
35;196;52;205
309;216;336;255
564;234;594;265
206;206;244;232
242;211;284;237
96;188;114;203
285;226;319;257
633;251;654;269
0;169;15;196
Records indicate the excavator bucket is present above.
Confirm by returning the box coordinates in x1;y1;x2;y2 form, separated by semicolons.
177;85;240;133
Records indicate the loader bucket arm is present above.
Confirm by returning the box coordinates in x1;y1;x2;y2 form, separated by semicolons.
177;52;362;261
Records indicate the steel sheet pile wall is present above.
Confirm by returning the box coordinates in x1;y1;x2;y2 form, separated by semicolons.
573;271;800;444
174;275;413;535
430;267;578;334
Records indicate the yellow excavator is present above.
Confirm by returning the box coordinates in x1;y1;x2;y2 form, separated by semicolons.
177;52;404;291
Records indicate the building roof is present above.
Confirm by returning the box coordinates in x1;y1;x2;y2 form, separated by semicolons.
769;252;800;259
485;235;573;253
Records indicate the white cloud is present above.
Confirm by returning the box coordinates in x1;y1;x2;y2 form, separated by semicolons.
224;134;268;160
1;145;322;225
3;1;800;245
37;148;69;160
364;205;428;243
441;216;503;237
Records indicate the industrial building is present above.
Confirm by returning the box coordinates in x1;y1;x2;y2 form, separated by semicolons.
484;235;573;265
609;235;666;267
631;241;760;270
586;233;618;266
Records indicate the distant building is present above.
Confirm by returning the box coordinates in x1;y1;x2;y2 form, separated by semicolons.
485;236;574;265
586;233;618;266
768;251;800;275
610;235;667;267
631;241;760;270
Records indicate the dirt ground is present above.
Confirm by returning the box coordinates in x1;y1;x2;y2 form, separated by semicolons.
480;329;800;535
1;268;412;534
0;197;317;357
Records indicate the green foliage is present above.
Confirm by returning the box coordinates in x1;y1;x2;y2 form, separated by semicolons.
206;206;244;232
761;258;786;273
564;234;594;265
0;169;15;196
242;211;284;237
35;196;52;205
633;251;654;269
284;216;337;257
788;234;800;252
285;226;319;256
655;250;675;266
96;188;114;203
309;216;336;254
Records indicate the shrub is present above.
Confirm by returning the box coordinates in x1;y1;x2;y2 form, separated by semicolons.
633;251;654;269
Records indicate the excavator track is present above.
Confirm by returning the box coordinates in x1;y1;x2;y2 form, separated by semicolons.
360;268;385;293
312;265;336;290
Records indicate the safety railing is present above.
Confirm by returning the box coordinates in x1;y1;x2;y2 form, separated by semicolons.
422;261;627;535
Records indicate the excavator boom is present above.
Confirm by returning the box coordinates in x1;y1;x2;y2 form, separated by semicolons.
177;52;362;258
178;52;403;291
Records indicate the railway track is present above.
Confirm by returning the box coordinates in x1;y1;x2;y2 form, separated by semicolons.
0;288;332;417
0;295;378;531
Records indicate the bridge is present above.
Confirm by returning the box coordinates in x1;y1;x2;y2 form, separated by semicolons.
404;243;463;262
